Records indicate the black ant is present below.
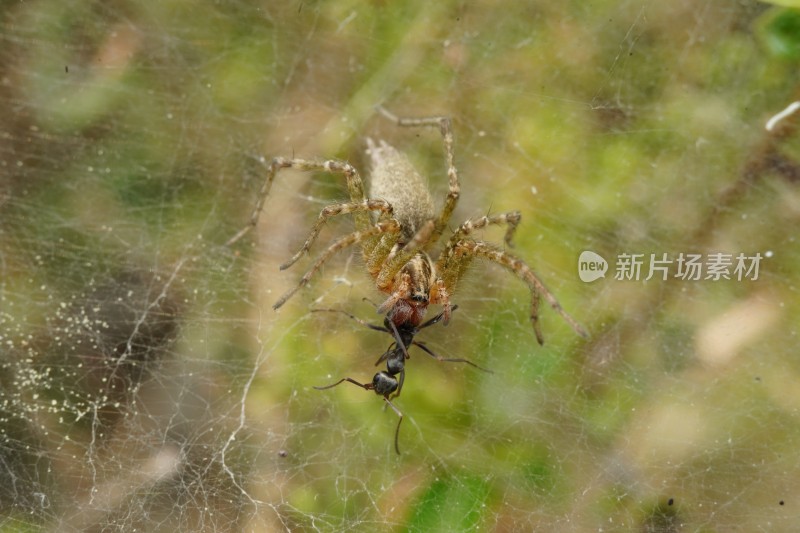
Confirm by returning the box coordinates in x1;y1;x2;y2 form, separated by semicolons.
312;305;491;454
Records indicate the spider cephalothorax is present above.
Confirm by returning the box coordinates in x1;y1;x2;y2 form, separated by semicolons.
227;107;587;345
375;251;437;328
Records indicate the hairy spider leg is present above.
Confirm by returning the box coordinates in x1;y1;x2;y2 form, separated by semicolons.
373;245;428;294
531;286;542;347
398;220;436;257
432;211;525;323
373;248;438;327
280;198;393;270
445;239;589;344
273;220;400;309
226;158;370;247
444;211;522;253
424;212;520;326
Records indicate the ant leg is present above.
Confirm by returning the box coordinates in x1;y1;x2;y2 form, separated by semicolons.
313;377;372;391
382;397;404;455
413;342;493;374
311;309;413;363
381;368;405;401
385;319;410;360
397;369;405;397
417;304;459;330
310;308;389;334
374;346;394;367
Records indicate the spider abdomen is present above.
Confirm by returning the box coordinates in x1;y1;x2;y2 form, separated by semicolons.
367;139;435;243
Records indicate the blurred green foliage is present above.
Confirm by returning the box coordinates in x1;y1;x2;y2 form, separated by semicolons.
1;0;799;531
757;6;800;59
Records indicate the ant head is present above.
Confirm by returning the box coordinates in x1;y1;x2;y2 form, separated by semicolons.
371;371;398;396
384;298;428;330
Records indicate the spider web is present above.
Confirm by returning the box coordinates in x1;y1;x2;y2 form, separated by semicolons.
1;1;799;531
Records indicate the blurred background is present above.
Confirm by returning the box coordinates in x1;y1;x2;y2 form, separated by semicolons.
1;0;799;531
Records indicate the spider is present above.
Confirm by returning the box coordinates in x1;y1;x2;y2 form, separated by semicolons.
226;106;588;345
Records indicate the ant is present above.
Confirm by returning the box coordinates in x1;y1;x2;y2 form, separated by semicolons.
312;305;490;454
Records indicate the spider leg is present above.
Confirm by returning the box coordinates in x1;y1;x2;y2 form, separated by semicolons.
431;278;453;325
281;199;393;270
444;211;522;255
373;216;435;294
226;157;369;247
377;106;460;247
273;220;400;310
435;212;523;323
400;220;435;255
531;285;543;350
447;239;588;344
432;211;520;324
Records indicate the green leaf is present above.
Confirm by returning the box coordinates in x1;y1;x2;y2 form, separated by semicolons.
757;7;800;59
758;0;800;7
406;475;492;532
